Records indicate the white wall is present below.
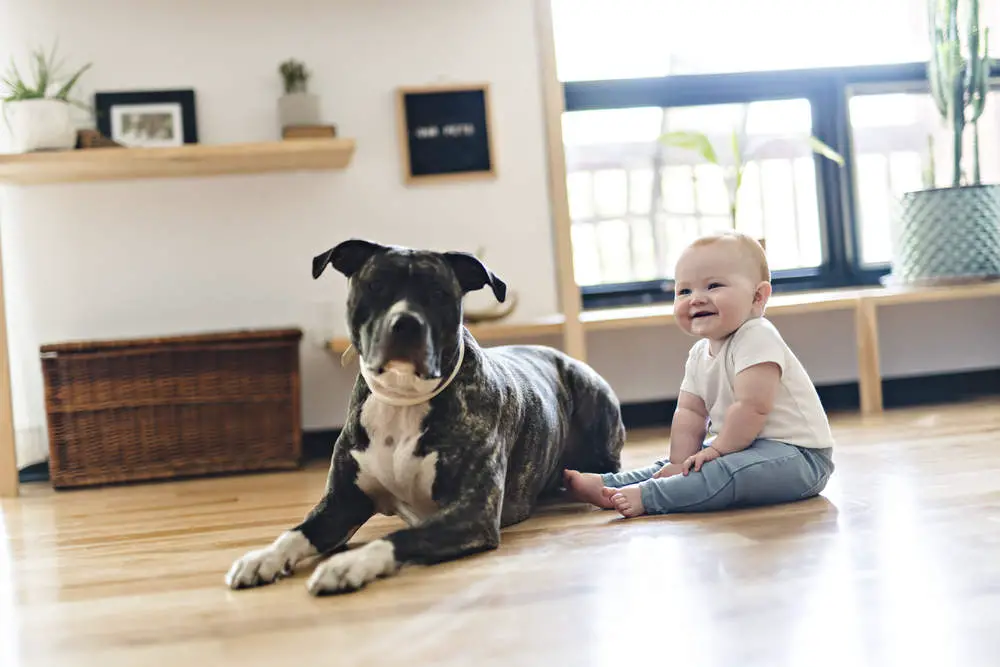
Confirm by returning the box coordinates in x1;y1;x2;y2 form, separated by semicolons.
2;0;998;470
0;0;558;468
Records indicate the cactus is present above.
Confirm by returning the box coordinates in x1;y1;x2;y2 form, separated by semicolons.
928;0;991;187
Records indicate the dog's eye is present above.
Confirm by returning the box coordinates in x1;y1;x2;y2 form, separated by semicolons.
367;280;386;296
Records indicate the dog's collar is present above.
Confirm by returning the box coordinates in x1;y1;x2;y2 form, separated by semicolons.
356;335;465;407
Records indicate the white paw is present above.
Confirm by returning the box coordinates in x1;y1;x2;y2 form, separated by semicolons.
225;530;316;590
306;539;397;595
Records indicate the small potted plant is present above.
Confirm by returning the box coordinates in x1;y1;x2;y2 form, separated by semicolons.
278;58;321;129
1;45;91;153
659;121;843;250
887;0;1000;285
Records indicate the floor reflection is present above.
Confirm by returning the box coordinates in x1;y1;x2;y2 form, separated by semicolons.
0;508;21;667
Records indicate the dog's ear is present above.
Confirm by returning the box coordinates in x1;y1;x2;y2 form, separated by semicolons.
313;239;389;279
443;251;507;303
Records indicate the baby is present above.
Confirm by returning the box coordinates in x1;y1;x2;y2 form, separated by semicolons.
565;230;835;518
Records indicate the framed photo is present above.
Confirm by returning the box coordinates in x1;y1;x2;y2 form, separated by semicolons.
94;89;198;148
395;83;495;184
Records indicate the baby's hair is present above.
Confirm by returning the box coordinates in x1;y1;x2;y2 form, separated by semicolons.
688;230;770;283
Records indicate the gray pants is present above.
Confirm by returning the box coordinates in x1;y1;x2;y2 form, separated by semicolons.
601;438;835;515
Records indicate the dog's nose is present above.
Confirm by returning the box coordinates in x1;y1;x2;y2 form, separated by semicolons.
389;311;424;342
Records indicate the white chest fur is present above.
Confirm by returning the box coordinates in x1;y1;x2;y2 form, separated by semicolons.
353;398;439;526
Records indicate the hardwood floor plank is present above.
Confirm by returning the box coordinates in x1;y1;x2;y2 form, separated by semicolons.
3;398;1000;666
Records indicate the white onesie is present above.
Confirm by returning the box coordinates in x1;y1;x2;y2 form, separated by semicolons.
679;316;836;450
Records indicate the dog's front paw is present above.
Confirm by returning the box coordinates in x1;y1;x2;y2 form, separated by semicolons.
306;539;397;595
226;530;316;590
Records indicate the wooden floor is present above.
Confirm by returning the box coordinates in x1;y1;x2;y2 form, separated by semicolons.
3;398;1000;667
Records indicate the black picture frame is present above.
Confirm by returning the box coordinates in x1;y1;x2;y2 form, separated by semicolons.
94;89;198;147
395;83;495;183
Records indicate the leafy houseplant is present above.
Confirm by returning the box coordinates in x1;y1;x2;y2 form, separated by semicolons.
659;128;844;236
277;58;321;130
0;45;91;153
889;0;1000;285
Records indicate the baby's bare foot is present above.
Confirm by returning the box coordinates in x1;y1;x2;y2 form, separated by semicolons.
563;469;616;509
608;484;646;518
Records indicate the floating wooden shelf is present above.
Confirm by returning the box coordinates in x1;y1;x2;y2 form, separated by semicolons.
326;315;566;354
0;137;356;185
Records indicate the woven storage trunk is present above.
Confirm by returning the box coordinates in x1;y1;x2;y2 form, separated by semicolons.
40;328;303;489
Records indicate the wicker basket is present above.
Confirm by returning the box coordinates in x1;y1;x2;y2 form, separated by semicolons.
40;328;303;489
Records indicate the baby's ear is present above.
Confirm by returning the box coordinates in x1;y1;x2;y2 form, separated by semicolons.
753;281;773;307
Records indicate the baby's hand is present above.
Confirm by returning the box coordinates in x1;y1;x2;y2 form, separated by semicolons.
652;462;684;479
682;447;721;475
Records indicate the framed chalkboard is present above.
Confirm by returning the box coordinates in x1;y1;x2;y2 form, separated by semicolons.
396;83;496;184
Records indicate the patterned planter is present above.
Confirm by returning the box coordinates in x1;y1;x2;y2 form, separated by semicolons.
888;184;1000;285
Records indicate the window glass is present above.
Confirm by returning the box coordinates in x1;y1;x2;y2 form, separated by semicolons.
847;90;1000;265
564;99;825;286
550;0;964;81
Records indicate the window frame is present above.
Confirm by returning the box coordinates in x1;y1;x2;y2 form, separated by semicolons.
562;62;999;310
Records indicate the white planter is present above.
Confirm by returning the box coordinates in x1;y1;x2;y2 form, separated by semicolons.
3;99;77;153
278;92;321;128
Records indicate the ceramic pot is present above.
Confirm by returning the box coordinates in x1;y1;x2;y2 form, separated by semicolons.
888;184;1000;285
278;92;321;128
4;99;77;152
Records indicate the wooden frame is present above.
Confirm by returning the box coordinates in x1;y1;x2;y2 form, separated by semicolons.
0;223;17;498
534;0;586;360
395;82;497;185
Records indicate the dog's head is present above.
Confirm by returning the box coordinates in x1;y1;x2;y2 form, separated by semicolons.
313;239;506;382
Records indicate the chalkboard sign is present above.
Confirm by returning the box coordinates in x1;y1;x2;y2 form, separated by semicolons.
396;83;496;183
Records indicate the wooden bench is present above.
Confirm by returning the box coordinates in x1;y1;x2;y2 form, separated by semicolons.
326;281;1000;419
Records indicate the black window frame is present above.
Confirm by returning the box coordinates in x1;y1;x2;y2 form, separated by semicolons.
562;62;1000;310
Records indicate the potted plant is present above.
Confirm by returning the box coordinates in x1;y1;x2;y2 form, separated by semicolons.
0;45;91;153
888;0;1000;285
659;123;843;249
278;58;321;129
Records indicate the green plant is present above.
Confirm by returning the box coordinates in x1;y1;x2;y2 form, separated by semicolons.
928;0;991;187
659;128;844;228
0;43;91;109
279;58;310;94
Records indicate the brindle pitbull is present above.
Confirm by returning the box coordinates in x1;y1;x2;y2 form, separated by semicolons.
225;239;625;595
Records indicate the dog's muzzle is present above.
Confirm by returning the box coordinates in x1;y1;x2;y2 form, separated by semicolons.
371;310;440;379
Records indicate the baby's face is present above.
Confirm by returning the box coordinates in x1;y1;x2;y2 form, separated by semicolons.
672;241;764;341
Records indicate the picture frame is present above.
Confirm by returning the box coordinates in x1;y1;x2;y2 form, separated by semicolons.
94;89;198;148
395;83;496;184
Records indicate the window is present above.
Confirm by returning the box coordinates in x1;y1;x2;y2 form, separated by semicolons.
551;1;1000;309
565;99;825;288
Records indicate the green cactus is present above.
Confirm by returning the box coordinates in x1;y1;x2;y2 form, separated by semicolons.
928;0;991;187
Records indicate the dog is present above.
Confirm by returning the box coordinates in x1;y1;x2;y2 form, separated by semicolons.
225;239;625;595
